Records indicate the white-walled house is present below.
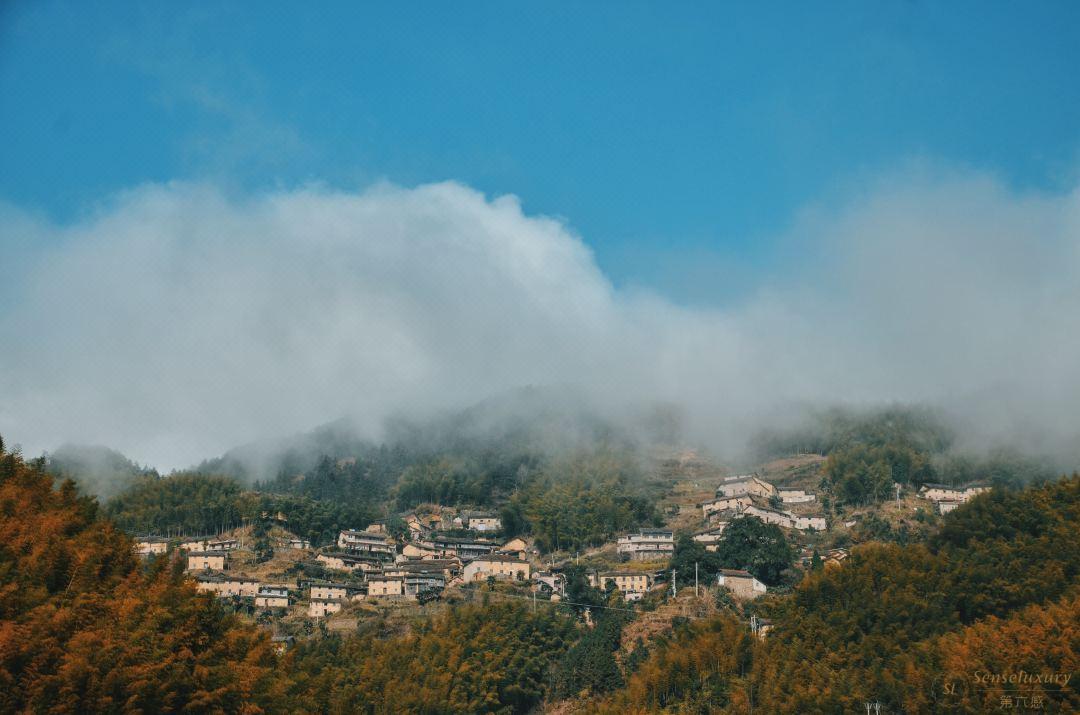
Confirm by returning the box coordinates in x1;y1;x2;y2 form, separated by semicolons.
716;476;776;499
337;530;394;556
464;513;502;532
533;572;565;596
792;514;827;530
692;526;727;551
920;483;990;504
702;496;752;518
741;505;826;531
617;529;675;561
317;552;384;572
717;569;767;599
778;488;816;504
937;500;962;514
419;536;497;561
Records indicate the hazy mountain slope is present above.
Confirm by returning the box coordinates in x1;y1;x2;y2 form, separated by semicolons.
46;443;155;500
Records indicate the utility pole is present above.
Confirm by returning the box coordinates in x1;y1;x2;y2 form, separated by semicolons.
695;562;699;597
671;569;677;598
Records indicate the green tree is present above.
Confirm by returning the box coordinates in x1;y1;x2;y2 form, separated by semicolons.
715;517;793;586
555;611;627;698
561;563;606;616
669;533;722;587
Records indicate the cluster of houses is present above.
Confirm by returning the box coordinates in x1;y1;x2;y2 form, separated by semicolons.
135;535;242;559
167;513;685;616
135;534;315;559
132;463;1003;635
714;474;816;504
700;474;827;533
140;486;821;621
187;551;534;618
365;510;504;537
175;521;536;619
194;572;360;617
918;481;990;514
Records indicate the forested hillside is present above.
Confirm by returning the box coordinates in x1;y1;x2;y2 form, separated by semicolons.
596;474;1080;713
107;436;661;551
751;406;1058;508
103;471;378;547
286;602;576;712
0;435;604;713
0;439;286;713
4;412;1077;714
195;387;658;486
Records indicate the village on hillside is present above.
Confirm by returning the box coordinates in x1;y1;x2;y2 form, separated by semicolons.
131;451;993;646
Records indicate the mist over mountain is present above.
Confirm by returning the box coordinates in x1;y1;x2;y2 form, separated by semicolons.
3;168;1080;472
193;385;683;484
45;443;156;500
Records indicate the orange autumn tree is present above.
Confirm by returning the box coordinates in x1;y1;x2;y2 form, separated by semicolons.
896;590;1080;713
285;601;576;713
0;437;286;713
594;616;754;714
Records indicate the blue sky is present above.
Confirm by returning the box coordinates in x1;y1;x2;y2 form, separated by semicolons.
2;1;1079;303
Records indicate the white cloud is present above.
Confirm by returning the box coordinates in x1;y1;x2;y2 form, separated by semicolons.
2;170;1079;469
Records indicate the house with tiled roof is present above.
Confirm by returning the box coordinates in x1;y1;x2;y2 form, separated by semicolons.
255;583;290;609
337;529;394;555
462;554;530;582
